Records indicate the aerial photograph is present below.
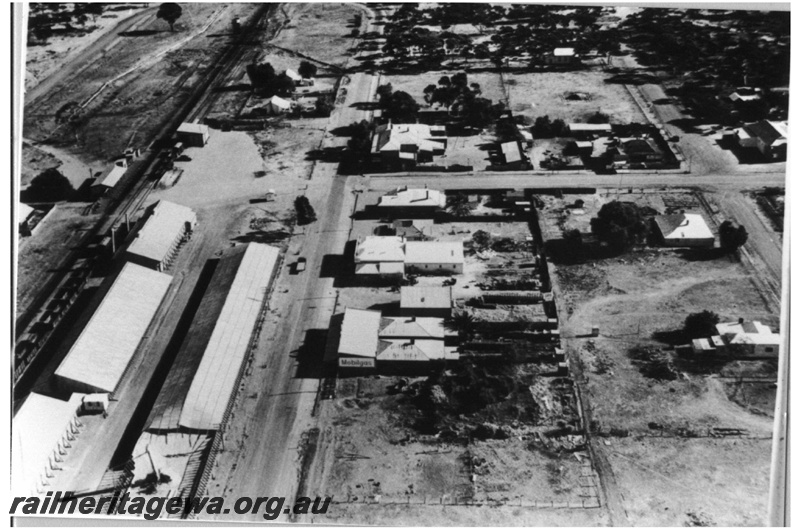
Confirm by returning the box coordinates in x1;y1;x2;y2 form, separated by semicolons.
12;1;789;526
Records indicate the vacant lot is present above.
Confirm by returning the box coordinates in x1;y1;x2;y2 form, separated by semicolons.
539;191;776;525
271;3;364;68
506;69;647;124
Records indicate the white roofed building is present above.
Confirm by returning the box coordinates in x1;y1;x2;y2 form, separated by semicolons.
354;236;405;276
91;162;128;196
12;393;84;495
54;263;172;394
338;308;383;370
400;285;453;317
735;120;787;161
715;319;780;358
266;95;292;115
405;241;464;275
653;213;715;248
127;200;197;272
545;47;578;65
177;122;210;148
377;186;446;211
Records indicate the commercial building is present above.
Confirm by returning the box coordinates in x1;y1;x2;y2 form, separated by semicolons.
354;236;405;276
354;237;465;276
377;187;446;210
653;213;715;248
12;393;85;495
337;308;458;374
126;200;197;272
54;263;172;394
404;241;464;275
177;122;210;148
400;285;453;318
337;307;383;370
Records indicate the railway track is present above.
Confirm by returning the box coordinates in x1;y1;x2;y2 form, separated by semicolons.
14;4;274;397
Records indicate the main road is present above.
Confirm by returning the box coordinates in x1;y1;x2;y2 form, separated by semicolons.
205;8;380;519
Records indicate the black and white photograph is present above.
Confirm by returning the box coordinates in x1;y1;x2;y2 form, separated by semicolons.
10;1;791;525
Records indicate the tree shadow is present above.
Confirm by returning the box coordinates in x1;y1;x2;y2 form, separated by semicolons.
119;29;161;37
305;148;343;163
349;101;381;110
230;230;291;245
651;329;689;346
674;247;728;261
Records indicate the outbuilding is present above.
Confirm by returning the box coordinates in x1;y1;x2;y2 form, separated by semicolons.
400;285;453;318
404;241;464;275
177;122;210;148
266;95;292;115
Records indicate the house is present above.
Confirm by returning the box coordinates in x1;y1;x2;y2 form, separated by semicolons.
376;187;446;216
568;123;612;138
653;213;715;248
176;122;210;148
735;120;787;161
400;285;452;318
404;241;464;275
620;137;664;165
354;236;405;276
337;307;382;371
371;123;447;168
545;47;577;65
714;319;780;358
496;140;529;169
265;95;292;115
285;69;302;83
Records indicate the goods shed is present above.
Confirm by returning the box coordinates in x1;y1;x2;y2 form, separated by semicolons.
178;243;280;431
126;200;197;272
54;263;172;394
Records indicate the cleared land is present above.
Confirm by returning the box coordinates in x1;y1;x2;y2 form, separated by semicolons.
506;70;648;124
539;190;776;525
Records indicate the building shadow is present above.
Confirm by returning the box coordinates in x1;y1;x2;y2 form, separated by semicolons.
294;328;328;379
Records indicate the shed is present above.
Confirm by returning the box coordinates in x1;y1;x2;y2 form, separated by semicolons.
400;286;452;318
177;122;210;148
266;95;292;115
54;263;172;394
126;200;197;272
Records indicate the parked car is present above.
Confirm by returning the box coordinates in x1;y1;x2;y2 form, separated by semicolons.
295;257;307;272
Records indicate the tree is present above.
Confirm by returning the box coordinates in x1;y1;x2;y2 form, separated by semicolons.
590;200;648;252
447;193;472;217
246;62;275;88
587;111;611;124
471;230;492;250
85;3;104;22
298;60;317;79
376;83;394;107
26;168;74;202
315;95;334;117
347;120;372;157
294;196;317;225
719;220;748;252
157;3;182;32
384;90;420;122
684;310;720;339
423;84;437;106
445;311;476;340
270;72;296;96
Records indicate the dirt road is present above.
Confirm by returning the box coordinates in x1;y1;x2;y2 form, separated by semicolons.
206;8;380;517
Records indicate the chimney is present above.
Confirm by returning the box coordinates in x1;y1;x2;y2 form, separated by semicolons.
409;316;416;322
739;317;744;324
